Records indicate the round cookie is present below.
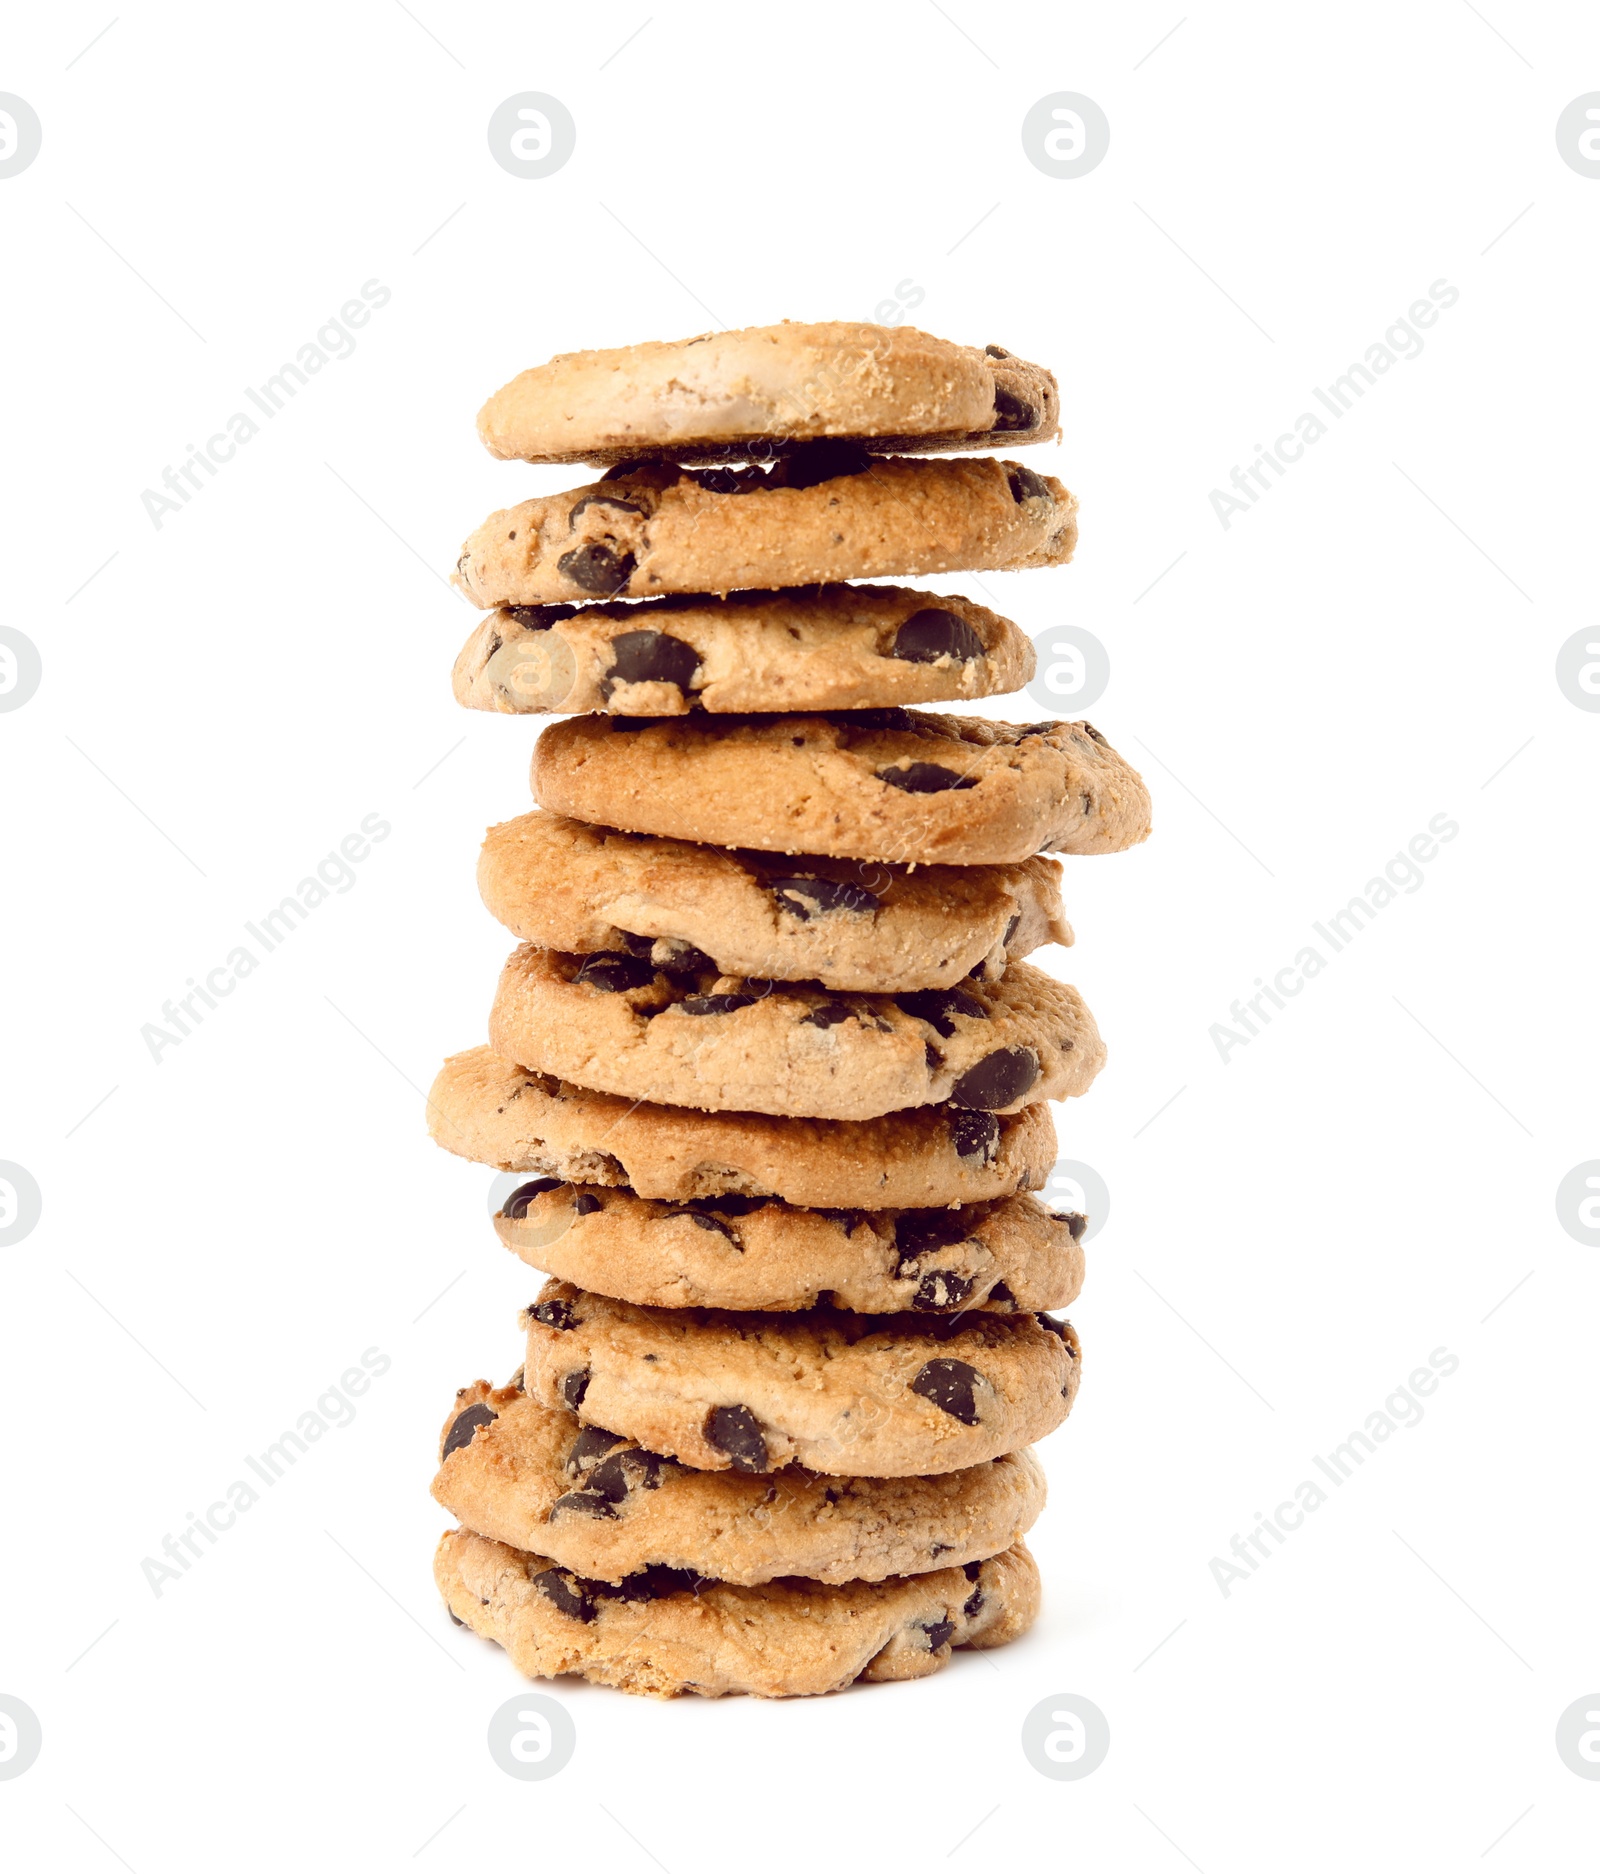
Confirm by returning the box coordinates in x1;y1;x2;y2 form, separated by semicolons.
474;321;1059;465
533;709;1151;866
453;584;1034;716
452;452;1077;606
433;1382;1047;1585
427;1046;1058;1206
479;812;1071;992
437;1526;1040;1699
521;1282;1082;1477
494;1182;1085;1313
488;945;1104;1121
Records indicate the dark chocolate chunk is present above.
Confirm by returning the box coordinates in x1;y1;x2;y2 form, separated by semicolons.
991;383;1036;431
770;440;873;488
618;931;655;957
913;1269;975;1311
603;629;700;695
704;1403;769;1472
681;993;757;1016
924;1041;944;1073
505;603;576;630
950;1046;1040;1110
894;1211;973;1265
962;1585;985;1618
549;1489;616;1519
573;1192;602;1216
533;1566;595;1623
441;1401;497;1459
801;1002;853;1028
531;1298;576;1331
769;875;881;919
608;1564;707;1602
947;1109;1000;1163
962;1559;983;1580
557;542;636;594
688;1209;739;1243
838;707;915;735
575;951;654;993
984;344;1011;359
569;492;645;523
561;1369;591;1411
895;987;986;1037
1037;1313;1074;1350
922;1617;956;1651
1003;913;1021;944
1006;464;1051;504
910;1358;984;1425
989;1281;1016;1306
503;1177;561;1219
876;762;977;794
1056;1211;1087;1240
890;606;986;665
565;1426;626;1475
688;1194;770;1217
688;465;766;494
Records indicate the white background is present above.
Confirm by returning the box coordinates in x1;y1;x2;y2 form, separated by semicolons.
2;2;1597;1867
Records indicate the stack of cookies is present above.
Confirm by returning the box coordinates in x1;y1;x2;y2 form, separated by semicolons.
425;323;1151;1699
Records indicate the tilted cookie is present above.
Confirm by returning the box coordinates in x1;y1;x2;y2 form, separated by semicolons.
521;1282;1082;1477
434;1383;1046;1585
454;585;1035;716
437;1526;1040;1699
488;945;1104;1121
452;451;1076;606
494;1181;1085;1313
533;709;1151;866
427;1046;1057;1206
480;812;1068;992
474;321;1059;465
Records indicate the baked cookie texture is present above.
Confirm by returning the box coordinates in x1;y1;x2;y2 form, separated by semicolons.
433;1383;1047;1586
487;944;1105;1121
452;452;1077;606
493;1181;1085;1314
533;709;1151;866
453;585;1035;716
474;321;1059;465
479;812;1069;992
427;1046;1058;1206
437;1525;1041;1698
520;1281;1082;1477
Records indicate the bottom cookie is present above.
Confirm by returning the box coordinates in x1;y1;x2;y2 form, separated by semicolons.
436;1525;1039;1699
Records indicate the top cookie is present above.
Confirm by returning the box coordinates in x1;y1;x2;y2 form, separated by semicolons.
452;452;1077;606
475;323;1060;465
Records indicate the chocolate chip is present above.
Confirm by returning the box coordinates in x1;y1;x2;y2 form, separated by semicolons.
681;993;757;1015
839;706;915;734
947;1109;1000;1163
769;875;881;919
575;951;655;993
1012;722;1058;739
688;1210;739;1243
441;1401;497;1458
503;1177;561;1219
989;1281;1016;1306
533;1566;595;1623
922;1617;956;1651
582;1449;663;1504
910;1358;984;1425
801;1002;853;1028
505;603;576;630
603;629;700;696
819;1207;867;1234
1006;464;1051;504
962;1559;983;1580
608;1565;707;1602
895;988;986;1038
1058;1211;1087;1240
531;1298;576;1331
689;1194;770;1217
770;440;873;488
951;1046;1040;1110
890;607;985;665
557;543;636;594
617;931;655;957
549;1489;617;1519
569;492;645;523
561;1369;590;1411
704;1404;769;1471
1003;913;1021;945
573;1192;602;1215
894;1211;972;1265
913;1269;975;1311
962;1585;985;1617
688;465;766;494
991;384;1036;431
924;1042;943;1073
447;1608;466;1626
1037;1313;1074;1350
877;762;977;793
565;1426;626;1475
658;942;717;975
984;344;1011;359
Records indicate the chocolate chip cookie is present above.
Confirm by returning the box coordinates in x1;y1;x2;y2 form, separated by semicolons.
521;1282;1082;1477
427;1046;1058;1206
533;709;1151;866
494;1182;1085;1313
453;453;1077;606
474;321;1059;465
488;945;1104;1120
454;584;1035;715
479;813;1070;992
434;1383;1046;1585
437;1525;1040;1698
